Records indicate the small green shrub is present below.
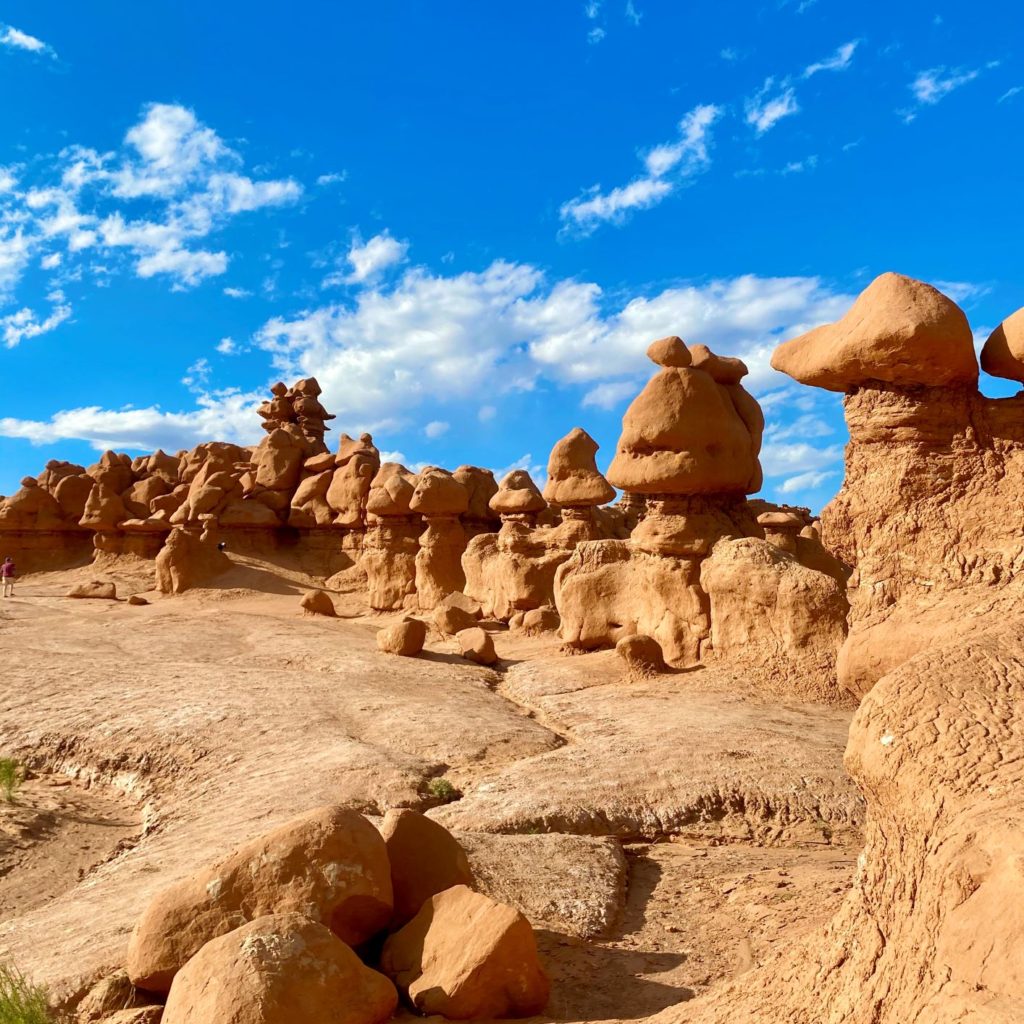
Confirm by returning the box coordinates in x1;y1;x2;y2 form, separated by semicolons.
426;777;459;804
0;760;20;804
0;963;54;1024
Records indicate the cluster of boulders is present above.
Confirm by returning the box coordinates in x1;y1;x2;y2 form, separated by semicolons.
74;805;548;1024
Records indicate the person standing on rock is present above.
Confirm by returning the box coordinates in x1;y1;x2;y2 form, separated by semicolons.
1;556;14;598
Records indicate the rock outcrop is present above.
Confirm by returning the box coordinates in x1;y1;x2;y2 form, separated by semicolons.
363;463;421;611
411;467;470;609
771;273;1024;696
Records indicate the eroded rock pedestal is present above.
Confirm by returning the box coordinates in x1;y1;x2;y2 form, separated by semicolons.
773;271;1024;696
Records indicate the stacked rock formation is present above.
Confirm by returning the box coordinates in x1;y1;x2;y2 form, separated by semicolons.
256;378;336;453
120;805;549;1024
555;336;849;696
772;272;1024;696
543;427;616;544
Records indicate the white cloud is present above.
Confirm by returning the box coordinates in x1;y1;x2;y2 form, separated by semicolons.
494;453;546;484
0;24;55;58
0;389;262;452
780;155;818;174
478;405;497;422
560;103;721;235
223;286;252;298
582;380;639;409
328;230;410;286
760;441;844;477
316;172;347;186
778;469;837;495
0;166;19;193
251;256;853;440
181;357;212;390
424;420;450;439
216;337;239;355
625;2;642;26
901;64;997;121
932;279;991;305
745;79;800;135
998;86;1022;103
1;295;71;348
0;101;301;304
803;41;858;78
765;412;834;442
911;66;982;106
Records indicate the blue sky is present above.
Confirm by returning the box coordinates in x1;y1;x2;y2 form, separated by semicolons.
1;2;1022;510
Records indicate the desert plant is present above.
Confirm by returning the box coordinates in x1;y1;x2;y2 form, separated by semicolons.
0;964;54;1024
426;777;459;804
0;760;20;804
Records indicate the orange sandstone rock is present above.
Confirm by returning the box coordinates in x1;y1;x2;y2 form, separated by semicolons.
380;885;549;1019
378;808;475;926
126;805;393;993
161;914;397;1024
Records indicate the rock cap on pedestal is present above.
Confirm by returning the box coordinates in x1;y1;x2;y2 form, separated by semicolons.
771;272;978;393
543;428;615;508
981;306;1024;384
489;470;546;516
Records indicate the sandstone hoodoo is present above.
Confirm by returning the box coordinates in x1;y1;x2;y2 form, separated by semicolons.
410;466;470;610
556;336;847;695
770;271;1024;697
363;462;421;611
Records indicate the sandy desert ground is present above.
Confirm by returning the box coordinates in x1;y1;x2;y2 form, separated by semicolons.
0;550;862;1018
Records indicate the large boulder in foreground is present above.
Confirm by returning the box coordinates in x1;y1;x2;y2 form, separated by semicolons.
379;808;475;927
381;885;549;1019
162;914;397;1024
771;272;977;392
127;805;393;993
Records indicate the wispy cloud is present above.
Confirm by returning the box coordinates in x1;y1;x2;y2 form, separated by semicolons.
624;1;642;26
998;86;1022;103
316;171;347;186
559;103;721;235
745;78;800;135
0;23;56;59
778;468;837;495
803;40;858;78
1;291;71;348
900;63;996;121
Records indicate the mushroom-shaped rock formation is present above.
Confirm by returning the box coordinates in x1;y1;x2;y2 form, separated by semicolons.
980;306;1024;383
453;465;500;536
606;340;762;499
464;470;566;620
543;427;615;510
410;467;470;609
555;336;847;683
771;272;978;393
363;463;421;610
489;470;546;521
768;274;1024;696
257;377;335;454
757;510;804;555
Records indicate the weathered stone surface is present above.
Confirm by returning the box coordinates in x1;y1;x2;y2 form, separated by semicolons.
457;626;498;665
615;634;667;678
126;805;393;993
67;580;117;600
543;427;615;508
300;589;336;616
381;885;549;1019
